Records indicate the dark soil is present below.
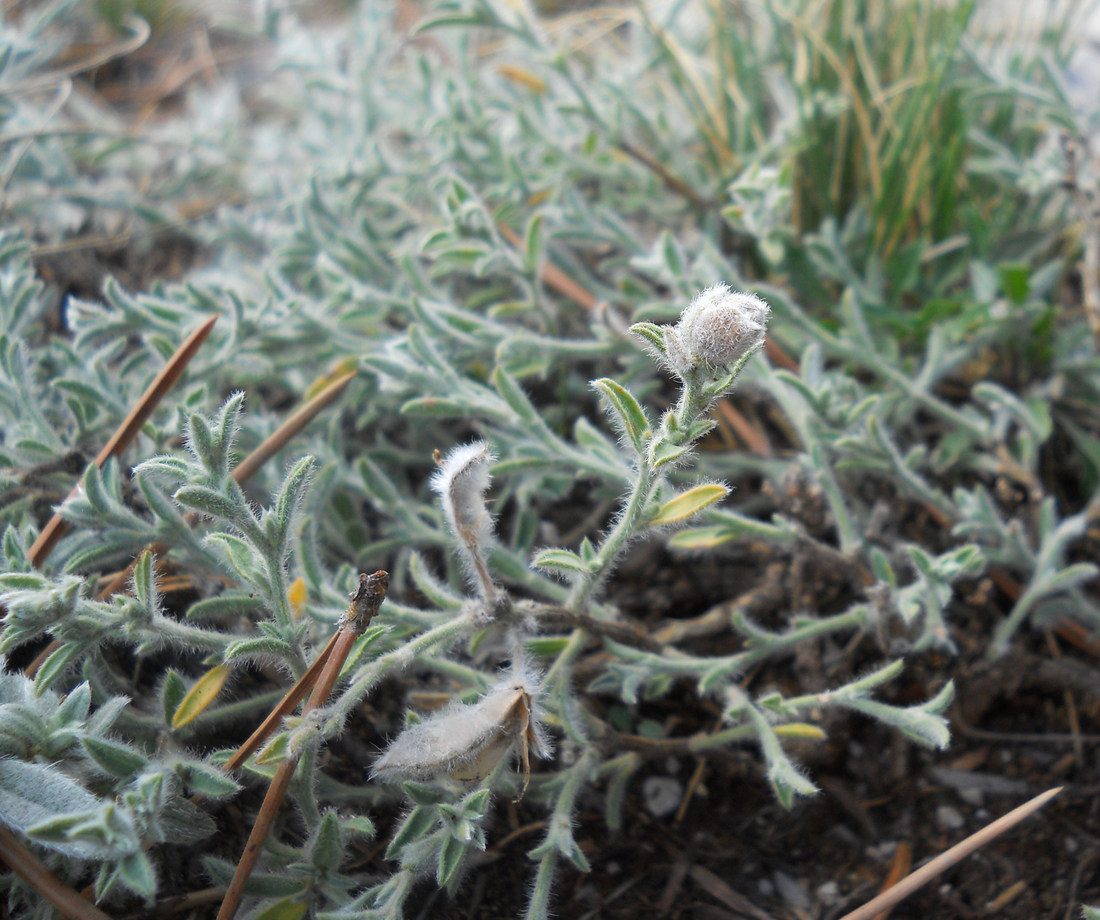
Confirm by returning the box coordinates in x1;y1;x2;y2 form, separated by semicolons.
384;545;1100;920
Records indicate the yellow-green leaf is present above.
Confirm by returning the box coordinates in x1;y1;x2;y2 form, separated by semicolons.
304;357;358;400
256;731;290;765
252;896;309;920
650;484;729;526
668;525;736;550
774;723;826;740
171;664;231;729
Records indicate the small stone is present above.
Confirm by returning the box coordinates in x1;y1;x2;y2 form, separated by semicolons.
816;881;840;904
958;787;984;808
773;870;810;910
642;776;682;818
936;805;965;830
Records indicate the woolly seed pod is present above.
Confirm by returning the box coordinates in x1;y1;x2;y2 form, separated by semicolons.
677;283;769;368
371;664;551;797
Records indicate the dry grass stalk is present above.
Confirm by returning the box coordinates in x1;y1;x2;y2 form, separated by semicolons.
215;571;388;920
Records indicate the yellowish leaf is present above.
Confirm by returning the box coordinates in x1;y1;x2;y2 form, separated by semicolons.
496;63;547;94
288;576;307;620
774;723;826;740
251;896;309;920
304;357;359;400
668;525;735;550
650;484;729;526
171;664;230;729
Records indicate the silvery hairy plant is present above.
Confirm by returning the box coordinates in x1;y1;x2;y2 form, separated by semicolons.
0;279;953;920
7;0;1090;914
325;283;953;919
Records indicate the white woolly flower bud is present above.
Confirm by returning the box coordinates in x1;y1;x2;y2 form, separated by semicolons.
676;283;769;369
431;441;500;607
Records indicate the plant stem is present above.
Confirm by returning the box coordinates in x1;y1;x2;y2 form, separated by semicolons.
328;611;473;730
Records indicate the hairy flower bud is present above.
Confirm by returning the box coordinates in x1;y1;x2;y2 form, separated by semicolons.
676;283;769;369
431;441;499;607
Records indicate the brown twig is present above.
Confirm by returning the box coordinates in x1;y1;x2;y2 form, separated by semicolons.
231;369;358;485
528;603;662;652
216;572;388;920
713;400;771;457
0;17;151;94
616;140;713;210
838;786;1062;920
652;563;786;645
220;629;341;774
762;336;799;372
27;314;219;569
0;825;114;920
120;886;225;919
872;840;911;920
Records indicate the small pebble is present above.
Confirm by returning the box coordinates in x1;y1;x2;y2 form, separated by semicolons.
816;881;840;904
936;805;965;830
866;842;898;863
642;776;682;818
958;787;984;808
773;870;810;910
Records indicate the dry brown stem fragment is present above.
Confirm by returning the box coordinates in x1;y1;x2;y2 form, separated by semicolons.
0;825;114;920
215;572;388;920
838;786;1061;920
28;314;219;569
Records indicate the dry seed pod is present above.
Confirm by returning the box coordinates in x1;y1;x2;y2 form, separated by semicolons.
371;667;551;797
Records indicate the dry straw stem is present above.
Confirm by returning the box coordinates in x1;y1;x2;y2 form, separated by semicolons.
0;825;113;920
216;572;388;920
838;786;1062;920
27;313;219;569
496;222;598;311
221;628;341;774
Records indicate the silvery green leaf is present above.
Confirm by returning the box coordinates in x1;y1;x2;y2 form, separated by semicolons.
174;485;241;522
532;548;588;574
175;760;240;799
81;736;149;778
386;806;436;859
118;851;158;899
436;833;466;886
310;811;345;872
225;636;296;663
0;760;106;857
33;642;84;695
159;796;217;845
